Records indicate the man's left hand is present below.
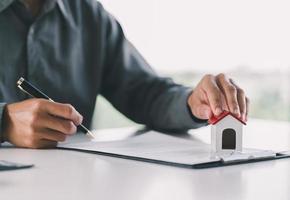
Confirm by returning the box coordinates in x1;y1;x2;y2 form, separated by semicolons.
187;73;249;122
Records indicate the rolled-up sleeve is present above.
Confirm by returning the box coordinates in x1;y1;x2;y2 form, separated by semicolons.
98;4;208;131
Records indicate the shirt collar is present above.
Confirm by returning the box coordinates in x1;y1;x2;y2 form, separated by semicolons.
0;0;68;17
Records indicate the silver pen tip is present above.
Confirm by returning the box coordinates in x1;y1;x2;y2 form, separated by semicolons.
17;77;25;86
87;130;95;139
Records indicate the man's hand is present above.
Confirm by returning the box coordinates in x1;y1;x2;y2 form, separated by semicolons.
2;99;83;149
187;73;249;122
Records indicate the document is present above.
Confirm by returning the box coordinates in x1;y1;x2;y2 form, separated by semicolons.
59;128;290;168
61;129;219;165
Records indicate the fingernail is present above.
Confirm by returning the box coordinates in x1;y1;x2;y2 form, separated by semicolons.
234;108;240;117
240;113;244;121
204;110;210;119
243;113;246;121
78;115;83;125
215;107;222;116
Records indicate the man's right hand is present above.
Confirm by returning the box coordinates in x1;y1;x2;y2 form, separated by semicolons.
2;99;83;149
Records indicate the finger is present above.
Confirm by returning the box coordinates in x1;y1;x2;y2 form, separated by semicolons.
220;93;230;111
38;139;58;149
237;91;246;121
245;97;250;121
230;79;247;121
216;74;240;117
202;75;223;116
43;102;83;125
27;139;57;149
192;104;212;120
39;113;77;135
38;129;67;142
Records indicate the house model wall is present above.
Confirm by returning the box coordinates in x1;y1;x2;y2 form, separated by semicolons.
209;112;246;153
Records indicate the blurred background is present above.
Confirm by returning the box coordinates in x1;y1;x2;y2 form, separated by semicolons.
92;0;290;129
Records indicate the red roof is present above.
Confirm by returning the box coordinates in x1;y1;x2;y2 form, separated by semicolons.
208;111;246;125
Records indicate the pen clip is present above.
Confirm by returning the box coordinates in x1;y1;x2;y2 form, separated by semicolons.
17;77;54;102
17;85;35;99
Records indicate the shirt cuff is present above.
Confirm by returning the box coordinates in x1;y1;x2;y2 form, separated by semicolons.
178;88;208;129
0;103;7;144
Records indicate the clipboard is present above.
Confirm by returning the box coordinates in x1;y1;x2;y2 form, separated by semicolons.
58;130;290;169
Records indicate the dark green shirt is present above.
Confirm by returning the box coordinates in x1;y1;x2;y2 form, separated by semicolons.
0;0;206;141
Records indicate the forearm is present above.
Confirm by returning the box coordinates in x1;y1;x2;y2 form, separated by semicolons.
102;68;208;131
117;76;208;131
143;84;208;131
99;4;207;131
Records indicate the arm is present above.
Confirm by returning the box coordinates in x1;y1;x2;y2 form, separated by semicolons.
99;6;207;131
98;4;249;131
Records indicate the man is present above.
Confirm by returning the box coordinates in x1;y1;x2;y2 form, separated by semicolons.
0;0;249;148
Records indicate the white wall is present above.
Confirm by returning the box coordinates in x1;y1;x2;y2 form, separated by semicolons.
99;0;290;73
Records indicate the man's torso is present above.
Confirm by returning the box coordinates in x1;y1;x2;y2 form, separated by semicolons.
0;0;107;127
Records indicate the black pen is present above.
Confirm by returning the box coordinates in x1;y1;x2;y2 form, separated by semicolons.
16;77;94;139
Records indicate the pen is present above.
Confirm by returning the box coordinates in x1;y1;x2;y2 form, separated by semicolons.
16;77;95;139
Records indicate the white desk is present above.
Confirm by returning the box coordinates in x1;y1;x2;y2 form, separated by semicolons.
0;119;290;200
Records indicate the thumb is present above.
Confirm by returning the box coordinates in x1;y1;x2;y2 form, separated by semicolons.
192;104;212;120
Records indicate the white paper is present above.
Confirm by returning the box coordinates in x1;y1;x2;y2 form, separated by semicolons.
59;128;277;166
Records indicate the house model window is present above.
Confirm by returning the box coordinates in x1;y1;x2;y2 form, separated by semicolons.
209;111;246;153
